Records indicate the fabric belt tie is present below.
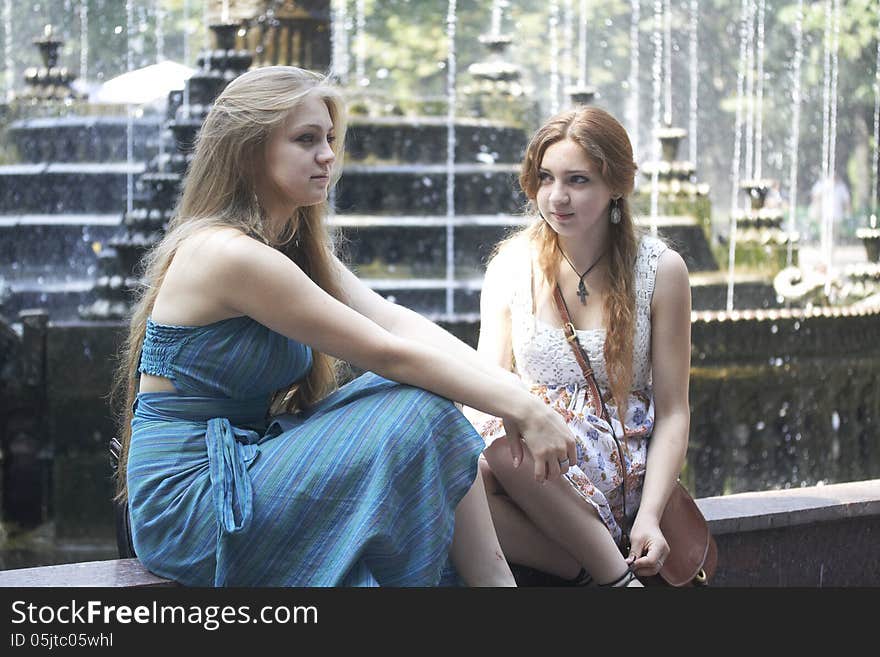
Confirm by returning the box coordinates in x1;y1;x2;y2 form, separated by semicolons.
205;417;260;536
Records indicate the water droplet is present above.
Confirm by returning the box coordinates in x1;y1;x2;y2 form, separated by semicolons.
770;324;778;333
831;411;840;431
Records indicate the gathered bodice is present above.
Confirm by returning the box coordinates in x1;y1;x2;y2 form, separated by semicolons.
139;315;312;399
509;235;667;392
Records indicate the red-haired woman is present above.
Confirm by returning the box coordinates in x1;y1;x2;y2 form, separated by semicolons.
467;106;692;587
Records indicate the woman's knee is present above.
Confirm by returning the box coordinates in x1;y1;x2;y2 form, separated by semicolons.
478;457;502;494
483;438;514;470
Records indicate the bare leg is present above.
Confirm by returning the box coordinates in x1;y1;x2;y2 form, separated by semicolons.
484;439;639;586
449;465;517;587
479;459;582;580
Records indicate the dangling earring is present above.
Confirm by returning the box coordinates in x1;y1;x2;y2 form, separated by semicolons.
610;198;622;225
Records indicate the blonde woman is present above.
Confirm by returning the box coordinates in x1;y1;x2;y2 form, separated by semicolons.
114;66;577;587
467;107;692;587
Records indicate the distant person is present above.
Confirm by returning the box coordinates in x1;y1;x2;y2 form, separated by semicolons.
466;106;692;587
764;179;786;211
113;65;578;587
809;173;851;248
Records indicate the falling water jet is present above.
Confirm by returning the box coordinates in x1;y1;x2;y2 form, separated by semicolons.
355;0;367;87
627;0;640;168
826;0;841;286
688;0;698;171
753;0;765;181
566;0;596;106
183;0;191;107
79;0;88;85
203;0;210;50
125;0;137;218
3;0;12;102
856;8;880;261
562;0;573;101
155;0;165;62
647;0;663;235
549;0;560;114
871;11;880;229
820;0;841;295
445;0;457;317
331;0;349;85
578;0;588;87
662;0;671;127
743;0;756;183
726;0;751;312
155;0;166;166
786;0;804;269
490;0;504;35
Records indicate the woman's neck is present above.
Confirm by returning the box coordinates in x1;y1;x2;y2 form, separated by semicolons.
261;199;298;244
557;230;611;272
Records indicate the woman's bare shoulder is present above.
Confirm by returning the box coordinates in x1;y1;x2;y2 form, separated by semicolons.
175;225;257;257
155;226;277;325
170;226;284;278
651;248;691;313
655;248;689;286
487;235;531;275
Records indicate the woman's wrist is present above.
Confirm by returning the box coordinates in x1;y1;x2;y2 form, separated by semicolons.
503;385;536;425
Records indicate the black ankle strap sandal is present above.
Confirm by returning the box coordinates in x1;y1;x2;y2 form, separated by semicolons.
599;567;636;587
567;568;594;587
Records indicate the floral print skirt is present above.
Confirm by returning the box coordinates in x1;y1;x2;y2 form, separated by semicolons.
471;382;654;547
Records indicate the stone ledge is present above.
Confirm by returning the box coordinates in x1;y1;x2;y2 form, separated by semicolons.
0;558;174;588
698;479;880;535
1;479;878;587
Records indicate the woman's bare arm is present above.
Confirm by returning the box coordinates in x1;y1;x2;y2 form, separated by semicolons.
627;248;692;574
174;229;576;482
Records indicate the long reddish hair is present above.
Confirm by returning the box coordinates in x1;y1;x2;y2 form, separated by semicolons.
511;106;643;416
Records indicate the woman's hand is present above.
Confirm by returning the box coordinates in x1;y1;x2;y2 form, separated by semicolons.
501;398;577;484
626;516;669;577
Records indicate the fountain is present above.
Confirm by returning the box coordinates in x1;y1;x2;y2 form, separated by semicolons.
79;22;254;320
0;22;161;322
0;1;878;569
19;25;83;105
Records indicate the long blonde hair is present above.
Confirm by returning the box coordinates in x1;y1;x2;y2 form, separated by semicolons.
112;66;348;502
503;106;643;417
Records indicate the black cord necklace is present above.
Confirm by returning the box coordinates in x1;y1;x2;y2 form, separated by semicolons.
559;248;606;305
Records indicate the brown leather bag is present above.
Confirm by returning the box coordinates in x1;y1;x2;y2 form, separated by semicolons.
553;285;717;587
658;481;718;586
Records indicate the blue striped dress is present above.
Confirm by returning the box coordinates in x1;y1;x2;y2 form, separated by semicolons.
127;315;485;586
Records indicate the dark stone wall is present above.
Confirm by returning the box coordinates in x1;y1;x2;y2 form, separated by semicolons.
44;320;124;541
711;516;880;586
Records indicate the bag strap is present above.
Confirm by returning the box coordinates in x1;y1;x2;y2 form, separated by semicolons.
552;284;631;546
551;285;610;425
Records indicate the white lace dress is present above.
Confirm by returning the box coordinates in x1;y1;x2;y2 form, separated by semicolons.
473;236;668;547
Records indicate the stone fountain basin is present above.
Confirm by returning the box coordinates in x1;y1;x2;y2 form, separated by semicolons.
335;162;524;215
0;162;144;214
346;116;526;165
8;115;161;164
